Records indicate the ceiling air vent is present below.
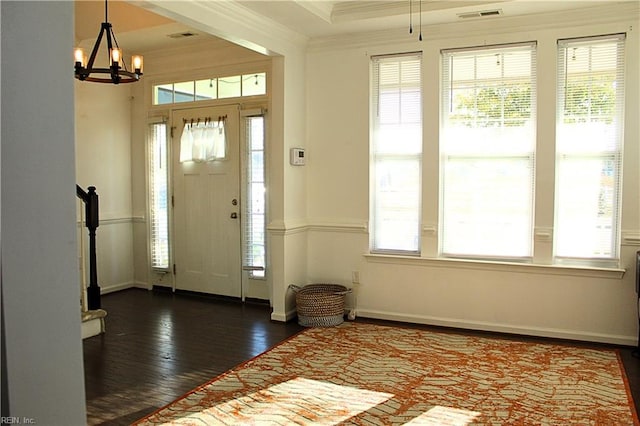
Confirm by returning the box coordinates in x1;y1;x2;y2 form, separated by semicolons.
167;31;198;39
457;9;502;19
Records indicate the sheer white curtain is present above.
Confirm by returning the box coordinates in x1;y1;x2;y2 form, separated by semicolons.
179;118;226;163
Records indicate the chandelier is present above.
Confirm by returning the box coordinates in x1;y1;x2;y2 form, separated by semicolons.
74;0;143;84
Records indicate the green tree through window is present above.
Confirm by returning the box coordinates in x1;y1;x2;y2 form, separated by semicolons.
450;85;531;127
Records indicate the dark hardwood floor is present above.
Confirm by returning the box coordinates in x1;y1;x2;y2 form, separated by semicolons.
83;288;304;425
84;288;640;425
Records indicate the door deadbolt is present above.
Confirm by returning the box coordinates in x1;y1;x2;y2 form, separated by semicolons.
230;212;238;219
232;199;238;206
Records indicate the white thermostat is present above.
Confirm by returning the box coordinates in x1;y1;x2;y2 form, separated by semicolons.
290;148;306;166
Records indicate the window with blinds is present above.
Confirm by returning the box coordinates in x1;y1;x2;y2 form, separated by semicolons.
148;121;170;270
555;34;625;265
242;114;266;278
371;52;422;253
441;42;536;259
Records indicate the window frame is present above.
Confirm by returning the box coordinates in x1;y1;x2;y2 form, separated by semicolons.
152;72;268;106
370;52;423;255
241;109;268;280
439;42;537;261
554;33;626;267
147;118;171;271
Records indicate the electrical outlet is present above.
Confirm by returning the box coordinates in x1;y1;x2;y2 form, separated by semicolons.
352;271;360;284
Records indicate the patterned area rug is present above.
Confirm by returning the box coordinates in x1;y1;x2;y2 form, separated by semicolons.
135;322;638;425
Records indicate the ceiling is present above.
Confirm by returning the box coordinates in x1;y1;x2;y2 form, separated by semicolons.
75;0;616;54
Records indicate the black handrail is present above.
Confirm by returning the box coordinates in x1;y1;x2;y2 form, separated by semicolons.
77;185;101;310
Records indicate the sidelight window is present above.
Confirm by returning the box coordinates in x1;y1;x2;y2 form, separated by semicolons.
148;120;170;270
242;113;267;278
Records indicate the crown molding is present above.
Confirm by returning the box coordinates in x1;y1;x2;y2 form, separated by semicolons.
309;2;639;53
295;0;333;24
331;0;506;22
331;0;407;21
137;0;309;57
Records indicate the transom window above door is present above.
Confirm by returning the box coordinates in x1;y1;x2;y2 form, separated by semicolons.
153;72;267;105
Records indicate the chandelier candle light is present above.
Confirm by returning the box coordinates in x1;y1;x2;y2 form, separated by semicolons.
74;0;143;84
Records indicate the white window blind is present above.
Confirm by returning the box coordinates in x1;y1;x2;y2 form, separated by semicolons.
555;34;625;264
441;43;536;259
371;52;422;253
242;113;266;278
148;121;170;269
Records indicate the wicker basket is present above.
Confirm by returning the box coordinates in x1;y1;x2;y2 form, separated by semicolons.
290;284;352;327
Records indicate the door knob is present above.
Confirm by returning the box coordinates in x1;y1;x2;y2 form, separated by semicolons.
230;212;238;219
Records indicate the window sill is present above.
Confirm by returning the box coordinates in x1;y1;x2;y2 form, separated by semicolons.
363;253;625;279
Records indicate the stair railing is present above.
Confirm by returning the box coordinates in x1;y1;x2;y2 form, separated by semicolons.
76;185;101;310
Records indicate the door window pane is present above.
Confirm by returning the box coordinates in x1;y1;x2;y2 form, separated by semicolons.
154;84;173;105
242;73;267;96
218;75;241;99
195;79;217;101
174;81;195;103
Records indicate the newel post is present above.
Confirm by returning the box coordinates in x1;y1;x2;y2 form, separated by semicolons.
86;186;101;310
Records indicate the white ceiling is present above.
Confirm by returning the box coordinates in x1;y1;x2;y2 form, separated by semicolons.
75;0;618;54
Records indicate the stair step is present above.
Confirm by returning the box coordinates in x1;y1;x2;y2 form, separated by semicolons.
82;309;107;339
82;308;107;322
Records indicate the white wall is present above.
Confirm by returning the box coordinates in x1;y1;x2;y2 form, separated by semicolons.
304;4;640;345
75;82;136;293
1;1;87;422
269;54;310;319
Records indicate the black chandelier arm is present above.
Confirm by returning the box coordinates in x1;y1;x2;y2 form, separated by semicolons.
108;27;130;73
88;23;110;72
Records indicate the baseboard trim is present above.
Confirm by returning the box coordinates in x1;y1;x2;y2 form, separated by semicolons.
271;308;297;322
355;309;636;346
131;281;152;290
99;281;149;295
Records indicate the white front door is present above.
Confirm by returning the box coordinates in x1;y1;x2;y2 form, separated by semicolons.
172;105;241;297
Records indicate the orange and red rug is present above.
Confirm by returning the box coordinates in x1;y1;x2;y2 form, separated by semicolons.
136;322;638;425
